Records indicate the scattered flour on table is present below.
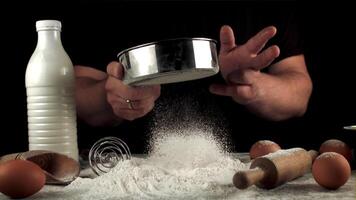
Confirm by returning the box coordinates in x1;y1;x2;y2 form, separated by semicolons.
34;141;356;200
64;134;247;200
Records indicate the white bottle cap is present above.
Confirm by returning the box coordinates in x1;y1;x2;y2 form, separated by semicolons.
36;20;62;31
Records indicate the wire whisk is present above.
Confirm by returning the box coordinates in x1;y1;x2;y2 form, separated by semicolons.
89;136;131;176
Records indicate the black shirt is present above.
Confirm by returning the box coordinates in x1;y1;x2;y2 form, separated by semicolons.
59;1;304;154
3;1;304;155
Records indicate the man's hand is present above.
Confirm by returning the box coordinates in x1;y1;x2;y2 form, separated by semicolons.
210;25;280;105
209;25;312;121
105;61;160;121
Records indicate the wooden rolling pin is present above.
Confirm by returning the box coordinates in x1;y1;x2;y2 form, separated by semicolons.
233;148;316;189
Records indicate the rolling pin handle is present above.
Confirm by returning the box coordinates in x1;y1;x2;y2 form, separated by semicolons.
233;167;265;189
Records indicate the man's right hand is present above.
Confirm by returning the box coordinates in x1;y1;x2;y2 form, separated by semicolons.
105;61;161;121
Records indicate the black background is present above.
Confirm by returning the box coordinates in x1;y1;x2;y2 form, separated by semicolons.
1;0;356;159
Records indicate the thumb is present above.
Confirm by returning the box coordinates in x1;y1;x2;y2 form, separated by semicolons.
106;61;124;80
220;25;236;54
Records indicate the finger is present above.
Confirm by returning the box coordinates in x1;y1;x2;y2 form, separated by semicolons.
106;75;161;100
250;45;280;70
111;101;155;121
245;26;277;55
130;97;155;111
109;96;156;110
105;75;126;94
106;61;124;79
209;83;236;97
220;25;236;54
209;84;256;104
227;69;258;85
112;106;147;121
231;85;256;105
120;85;161;101
149;85;161;101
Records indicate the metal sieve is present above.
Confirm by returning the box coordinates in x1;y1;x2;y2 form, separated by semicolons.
117;38;219;85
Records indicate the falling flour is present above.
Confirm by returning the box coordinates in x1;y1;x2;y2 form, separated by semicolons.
64;133;247;200
55;86;247;200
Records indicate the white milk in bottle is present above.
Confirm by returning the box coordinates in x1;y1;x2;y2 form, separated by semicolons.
25;20;78;161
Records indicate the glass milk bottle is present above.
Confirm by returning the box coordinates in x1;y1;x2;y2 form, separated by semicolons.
25;20;78;161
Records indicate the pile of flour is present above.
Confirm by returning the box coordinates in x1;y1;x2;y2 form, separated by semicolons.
64;133;247;200
62;88;248;199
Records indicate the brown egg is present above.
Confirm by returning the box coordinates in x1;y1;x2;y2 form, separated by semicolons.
319;139;353;162
0;160;46;198
312;152;351;190
249;140;281;159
